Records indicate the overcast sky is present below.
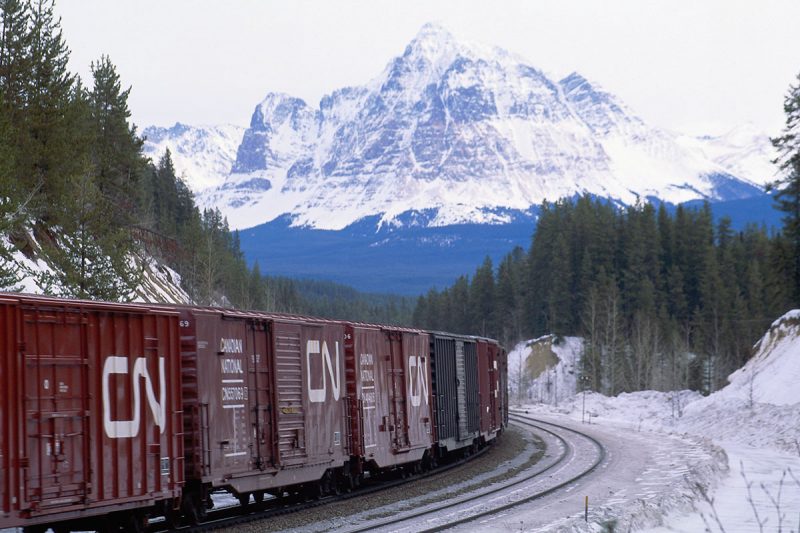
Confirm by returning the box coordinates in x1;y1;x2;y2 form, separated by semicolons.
56;0;800;137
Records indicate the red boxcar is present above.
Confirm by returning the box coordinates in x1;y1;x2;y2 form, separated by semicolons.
178;308;352;511
0;294;183;531
344;323;433;474
476;337;505;442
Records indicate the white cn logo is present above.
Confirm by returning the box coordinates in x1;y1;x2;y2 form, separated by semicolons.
408;355;429;407
102;356;166;439
307;340;341;403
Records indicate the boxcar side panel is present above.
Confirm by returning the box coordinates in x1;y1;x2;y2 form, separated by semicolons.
401;331;433;454
88;309;184;509
296;322;348;467
1;299;183;529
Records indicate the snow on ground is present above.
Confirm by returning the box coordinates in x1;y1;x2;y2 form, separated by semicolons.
518;310;800;531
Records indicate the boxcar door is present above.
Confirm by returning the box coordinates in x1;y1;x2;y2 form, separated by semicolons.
487;344;499;430
463;341;480;436
246;320;273;470
21;306;88;509
386;332;410;450
271;322;307;465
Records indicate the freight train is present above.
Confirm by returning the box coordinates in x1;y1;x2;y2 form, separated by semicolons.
0;293;507;532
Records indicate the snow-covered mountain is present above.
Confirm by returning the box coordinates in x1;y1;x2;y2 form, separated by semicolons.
677;124;778;188
142;123;245;192
170;23;768;230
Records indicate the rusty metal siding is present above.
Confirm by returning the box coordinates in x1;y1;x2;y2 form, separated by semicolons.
0;295;184;530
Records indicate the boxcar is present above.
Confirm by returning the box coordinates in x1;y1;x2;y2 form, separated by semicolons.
429;333;507;456
428;332;481;455
0;294;183;531
343;323;433;475
178;308;352;514
476;337;505;442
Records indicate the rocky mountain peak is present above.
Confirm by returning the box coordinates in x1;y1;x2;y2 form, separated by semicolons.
147;23;769;230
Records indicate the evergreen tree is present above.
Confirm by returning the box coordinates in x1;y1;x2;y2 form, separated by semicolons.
470;256;495;337
89;55;143;226
770;71;800;307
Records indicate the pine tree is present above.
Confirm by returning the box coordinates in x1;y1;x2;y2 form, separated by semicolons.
24;0;77;219
770;71;800;307
470;256;495;336
89;55;143;227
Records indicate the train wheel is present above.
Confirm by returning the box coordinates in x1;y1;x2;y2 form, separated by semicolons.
123;511;147;533
304;482;323;500
182;493;207;525
238;492;251;508
320;469;334;496
253;491;265;504
164;501;181;530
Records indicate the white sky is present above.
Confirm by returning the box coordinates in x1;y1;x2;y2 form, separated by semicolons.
56;0;800;137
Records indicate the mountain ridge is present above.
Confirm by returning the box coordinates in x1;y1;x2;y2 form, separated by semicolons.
142;23;773;232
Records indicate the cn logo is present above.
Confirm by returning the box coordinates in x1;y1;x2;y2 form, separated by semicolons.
102;356;166;439
307;340;341;403
408;355;429;407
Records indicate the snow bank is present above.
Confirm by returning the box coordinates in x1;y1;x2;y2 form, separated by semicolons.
508;335;583;406
521;310;800;531
715;310;800;406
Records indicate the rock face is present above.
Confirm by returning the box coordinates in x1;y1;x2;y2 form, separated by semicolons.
169;23;766;230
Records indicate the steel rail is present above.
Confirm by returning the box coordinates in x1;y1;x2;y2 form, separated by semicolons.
351;412;605;533
147;441;493;532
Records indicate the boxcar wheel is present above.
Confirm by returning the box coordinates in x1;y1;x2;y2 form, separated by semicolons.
238;493;250;507
124;511;147;533
183;493;208;524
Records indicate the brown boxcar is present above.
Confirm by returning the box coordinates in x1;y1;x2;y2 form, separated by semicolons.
476;337;505;441
179;308;351;510
0;294;183;530
344;324;433;473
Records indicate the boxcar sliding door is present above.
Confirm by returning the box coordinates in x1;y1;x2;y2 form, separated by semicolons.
21;305;89;510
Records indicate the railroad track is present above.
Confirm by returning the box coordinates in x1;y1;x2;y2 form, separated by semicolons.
338;412;606;533
148;443;492;532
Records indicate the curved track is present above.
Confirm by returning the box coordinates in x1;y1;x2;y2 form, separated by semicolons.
338;413;606;532
147;445;492;532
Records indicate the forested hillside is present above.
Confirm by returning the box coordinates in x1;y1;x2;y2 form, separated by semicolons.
414;71;800;396
413;197;795;393
0;0;413;324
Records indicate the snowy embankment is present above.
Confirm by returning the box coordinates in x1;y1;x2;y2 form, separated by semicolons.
512;311;800;531
3;232;191;304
